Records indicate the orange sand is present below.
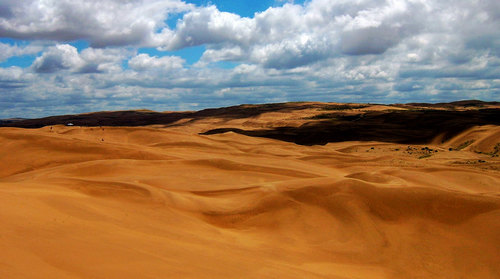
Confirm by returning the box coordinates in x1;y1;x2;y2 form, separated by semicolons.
1;110;499;278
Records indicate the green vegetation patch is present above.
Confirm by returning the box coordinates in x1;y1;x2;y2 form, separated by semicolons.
418;154;432;159
455;140;474;151
493;143;500;154
482;142;500;157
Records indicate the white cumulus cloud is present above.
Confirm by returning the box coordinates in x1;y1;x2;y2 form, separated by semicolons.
128;53;185;71
31;44;130;73
0;0;191;47
0;42;42;62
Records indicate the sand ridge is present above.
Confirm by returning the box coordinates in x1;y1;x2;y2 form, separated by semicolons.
1;104;500;278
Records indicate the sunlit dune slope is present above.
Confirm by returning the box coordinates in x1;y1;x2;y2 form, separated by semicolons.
1;102;500;278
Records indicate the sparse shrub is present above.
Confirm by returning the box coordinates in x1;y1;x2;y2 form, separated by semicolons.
419;154;432;159
455;140;474;151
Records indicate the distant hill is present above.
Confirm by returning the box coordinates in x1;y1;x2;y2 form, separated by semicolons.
2;100;499;145
0;118;27;125
401;100;500;108
0;102;323;128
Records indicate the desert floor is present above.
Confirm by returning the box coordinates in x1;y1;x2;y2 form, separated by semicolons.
1;104;499;278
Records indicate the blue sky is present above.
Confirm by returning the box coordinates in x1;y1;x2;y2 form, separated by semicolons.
0;0;499;118
185;0;295;17
1;0;304;69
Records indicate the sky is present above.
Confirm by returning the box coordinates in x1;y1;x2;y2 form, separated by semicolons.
0;0;499;118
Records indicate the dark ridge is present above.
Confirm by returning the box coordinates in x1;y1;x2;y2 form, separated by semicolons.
0;118;27;125
192;102;321;118
448;100;500;107
400;100;500;109
2;101;499;146
201;109;500;145
0;102;323;129
0;111;191;128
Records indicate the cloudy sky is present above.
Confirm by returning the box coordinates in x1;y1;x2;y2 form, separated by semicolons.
0;0;499;118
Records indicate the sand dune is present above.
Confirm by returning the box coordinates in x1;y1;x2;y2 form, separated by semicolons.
1;103;500;278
